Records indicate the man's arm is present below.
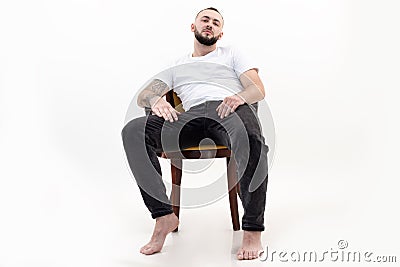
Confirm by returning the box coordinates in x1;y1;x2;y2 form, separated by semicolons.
137;79;181;122
237;68;265;104
216;69;265;118
137;79;170;108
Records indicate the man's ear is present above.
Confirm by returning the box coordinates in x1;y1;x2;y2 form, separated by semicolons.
218;31;224;40
190;23;195;32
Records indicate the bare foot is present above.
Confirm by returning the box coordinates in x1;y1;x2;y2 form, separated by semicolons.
236;231;263;260
140;213;179;255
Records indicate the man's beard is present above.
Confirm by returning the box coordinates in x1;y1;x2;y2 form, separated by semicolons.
194;28;219;46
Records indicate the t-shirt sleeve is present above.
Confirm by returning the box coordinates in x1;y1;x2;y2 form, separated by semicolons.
231;47;259;77
152;66;174;89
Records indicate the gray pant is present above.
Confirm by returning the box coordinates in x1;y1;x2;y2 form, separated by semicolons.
122;101;269;231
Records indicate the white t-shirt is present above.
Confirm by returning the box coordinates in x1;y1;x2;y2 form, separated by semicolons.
155;46;258;111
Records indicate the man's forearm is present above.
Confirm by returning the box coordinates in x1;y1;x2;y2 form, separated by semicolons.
237;69;266;105
137;79;170;108
237;84;265;105
137;91;159;108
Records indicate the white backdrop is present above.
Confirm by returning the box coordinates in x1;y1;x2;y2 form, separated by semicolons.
1;0;399;266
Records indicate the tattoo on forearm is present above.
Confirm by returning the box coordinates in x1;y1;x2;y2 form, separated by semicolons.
150;79;168;95
137;79;170;107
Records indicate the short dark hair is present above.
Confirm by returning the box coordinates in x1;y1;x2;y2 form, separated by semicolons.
196;7;224;20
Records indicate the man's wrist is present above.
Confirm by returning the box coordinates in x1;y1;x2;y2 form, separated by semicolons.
236;92;248;103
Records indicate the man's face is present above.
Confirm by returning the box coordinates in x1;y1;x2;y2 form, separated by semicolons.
191;10;224;46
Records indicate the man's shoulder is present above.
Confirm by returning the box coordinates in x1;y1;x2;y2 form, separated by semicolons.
218;45;235;52
171;50;193;65
217;45;240;55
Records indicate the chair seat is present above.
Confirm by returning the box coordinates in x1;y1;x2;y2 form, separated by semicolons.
183;145;227;151
158;145;231;159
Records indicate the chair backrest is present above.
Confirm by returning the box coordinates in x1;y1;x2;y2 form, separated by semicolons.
166;91;185;113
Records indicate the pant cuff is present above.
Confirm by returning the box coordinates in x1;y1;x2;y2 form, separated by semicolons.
242;224;265;231
151;209;174;219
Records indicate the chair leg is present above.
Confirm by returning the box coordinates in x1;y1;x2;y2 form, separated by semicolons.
227;157;240;231
170;159;182;232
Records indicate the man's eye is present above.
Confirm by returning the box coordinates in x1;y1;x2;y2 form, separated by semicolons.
214;23;219;26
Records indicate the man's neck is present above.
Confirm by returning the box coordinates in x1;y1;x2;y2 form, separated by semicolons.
192;40;217;57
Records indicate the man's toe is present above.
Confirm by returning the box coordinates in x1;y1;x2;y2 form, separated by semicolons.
143;247;156;255
244;250;250;260
252;250;258;259
237;249;244;260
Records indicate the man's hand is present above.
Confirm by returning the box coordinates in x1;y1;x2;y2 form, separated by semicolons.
151;97;181;122
216;94;245;119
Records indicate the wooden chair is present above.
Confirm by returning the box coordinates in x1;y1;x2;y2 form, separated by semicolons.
154;91;241;232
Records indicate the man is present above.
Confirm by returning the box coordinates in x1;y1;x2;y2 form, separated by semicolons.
122;7;269;260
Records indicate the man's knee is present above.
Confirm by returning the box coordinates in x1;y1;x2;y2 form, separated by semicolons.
235;106;268;153
235;105;261;130
121;117;146;142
